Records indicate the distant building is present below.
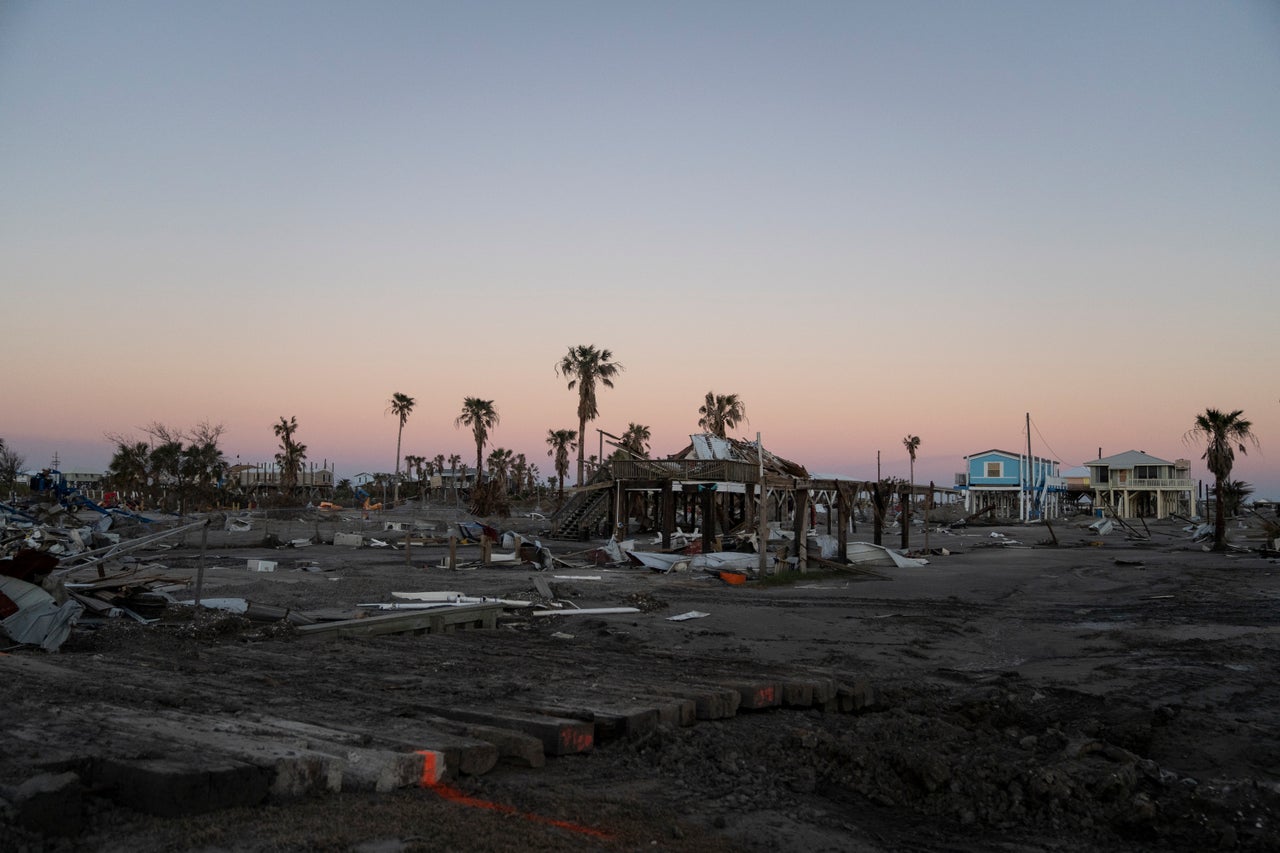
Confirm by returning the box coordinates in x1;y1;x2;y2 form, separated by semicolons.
1061;465;1093;512
1086;451;1193;519
60;471;103;491
230;463;334;497
959;449;1065;520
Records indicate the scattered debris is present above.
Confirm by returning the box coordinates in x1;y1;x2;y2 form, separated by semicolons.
0;575;84;651
667;611;710;621
846;541;929;568
530;607;641;617
626;551;690;573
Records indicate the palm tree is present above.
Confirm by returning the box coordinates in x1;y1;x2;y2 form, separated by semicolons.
1220;480;1254;518
455;398;499;484
903;435;921;486
182;436;227;511
185;422;227;509
556;345;623;486
106;438;151;506
403;454;425;499
336;478;353;503
1187;408;1259;551
151;440;187;511
512;453;528;498
487;447;514;491
273;416;307;501
387;392;415;505
546;428;577;502
448;453;462;503
433;453;446;498
697;392;747;438
902;434;921;527
619;422;651;458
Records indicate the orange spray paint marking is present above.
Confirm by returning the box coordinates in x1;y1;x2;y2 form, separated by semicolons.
426;780;614;841
415;750;444;787
559;727;594;753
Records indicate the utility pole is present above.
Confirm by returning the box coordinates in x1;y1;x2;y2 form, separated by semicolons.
757;432;768;577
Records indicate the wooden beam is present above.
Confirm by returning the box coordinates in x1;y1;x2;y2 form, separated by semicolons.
295;603;503;639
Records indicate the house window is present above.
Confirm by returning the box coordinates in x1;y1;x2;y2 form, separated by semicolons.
1134;465;1162;479
985;462;1002;478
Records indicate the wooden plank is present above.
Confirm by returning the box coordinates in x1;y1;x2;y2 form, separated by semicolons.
419;707;594;756
294;602;502;639
711;679;783;711
515;699;661;742
419;715;546;768
637;683;742;720
579;685;698;727
335;718;499;778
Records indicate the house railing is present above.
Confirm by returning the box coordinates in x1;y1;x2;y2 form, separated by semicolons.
1094;478;1194;490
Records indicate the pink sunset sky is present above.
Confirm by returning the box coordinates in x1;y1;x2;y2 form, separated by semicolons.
2;2;1278;497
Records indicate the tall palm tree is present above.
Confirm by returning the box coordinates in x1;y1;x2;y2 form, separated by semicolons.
619;422;651;458
455;398;499;484
273;416;307;501
697;392;747;438
556;345;622;486
546;428;577;502
902;434;921;526
1187;408;1258;551
387;392;415;505
903;435;921;486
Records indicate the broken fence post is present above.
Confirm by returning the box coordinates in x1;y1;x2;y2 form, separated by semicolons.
195;519;210;607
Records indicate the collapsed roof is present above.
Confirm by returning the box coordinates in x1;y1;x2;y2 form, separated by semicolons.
669;434;809;479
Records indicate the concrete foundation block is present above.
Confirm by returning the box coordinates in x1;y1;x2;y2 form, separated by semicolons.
7;771;83;836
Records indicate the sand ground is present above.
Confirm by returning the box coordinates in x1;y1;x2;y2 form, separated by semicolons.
3;503;1279;851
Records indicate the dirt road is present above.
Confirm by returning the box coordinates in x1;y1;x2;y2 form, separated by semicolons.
3;510;1278;851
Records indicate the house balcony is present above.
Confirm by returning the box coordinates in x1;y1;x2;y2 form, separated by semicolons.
1094;478;1194;491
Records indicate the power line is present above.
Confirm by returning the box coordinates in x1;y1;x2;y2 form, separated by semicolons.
1028;416;1067;464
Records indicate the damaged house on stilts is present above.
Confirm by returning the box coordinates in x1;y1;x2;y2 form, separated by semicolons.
548;434;955;568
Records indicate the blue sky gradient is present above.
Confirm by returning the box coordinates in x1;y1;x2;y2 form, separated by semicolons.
2;1;1278;495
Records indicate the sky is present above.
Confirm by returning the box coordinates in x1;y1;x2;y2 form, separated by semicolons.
2;1;1278;497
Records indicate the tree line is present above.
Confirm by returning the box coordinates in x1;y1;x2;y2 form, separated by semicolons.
4;343;1262;550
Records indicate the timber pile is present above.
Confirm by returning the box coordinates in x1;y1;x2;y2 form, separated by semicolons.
0;642;880;829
